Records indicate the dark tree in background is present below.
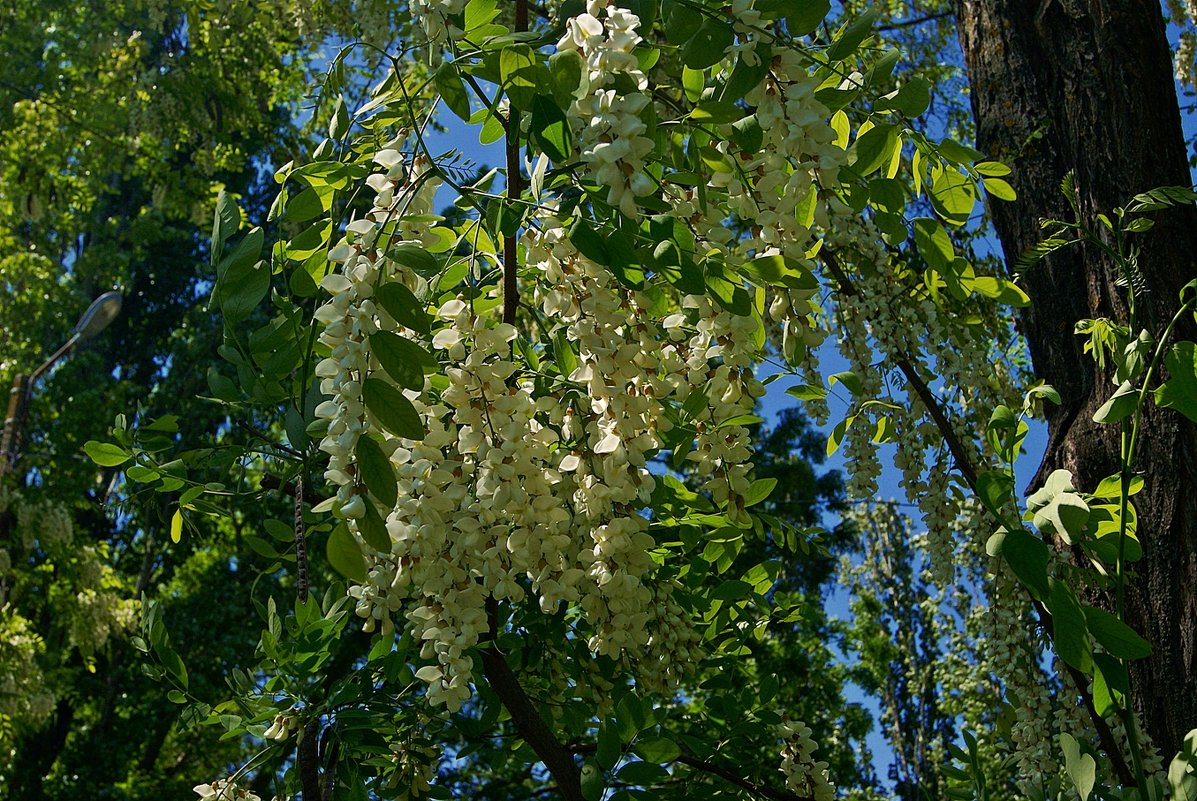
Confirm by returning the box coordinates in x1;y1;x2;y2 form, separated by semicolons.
951;0;1197;754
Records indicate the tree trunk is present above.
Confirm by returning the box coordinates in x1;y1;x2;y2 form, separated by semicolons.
950;0;1197;756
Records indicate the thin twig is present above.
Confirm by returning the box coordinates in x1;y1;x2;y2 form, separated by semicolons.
877;11;952;31
676;754;812;801
569;743;812;801
238;421;304;458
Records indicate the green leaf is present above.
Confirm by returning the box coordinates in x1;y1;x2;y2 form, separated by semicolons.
329;95;350;140
358;497;392;553
1125;185;1197;213
1047;579;1093;672
827;8;878;62
653;240;704;294
986;528;1051;600
874;76;931;117
126;465;160;482
634;736;681;764
500;44;541;109
263;519;294;542
721;53;770;101
570;219;611;265
704;264;751;315
937;138;986;164
549;50;584;109
743;478;776;507
616;760;669;785
913;217;954;273
596;723;622;770
356;435;397;509
1092;652;1128;717
216;229;269;320
1060;732;1097;801
1032;488;1090;544
376;283;431;335
869;177;905;212
829;371;862;395
1094;380;1138;424
739;254;817;291
363;380;423;442
170;509;184;544
85;441;132;467
436;62;472;122
211;189;241;267
580;762;604;801
930;170;976;226
827;414;856;457
665;0;702;43
681;19;734;69
1155;342;1197;423
975;161;1011;177
786;383;827;401
614;691;648;740
244;535;278;559
327;523;367;583
1083;606;1152;660
531;94;573;163
388;244;440;277
851;124;898;177
1169;729;1197;801
691;100;743;124
371;332;433;391
783;0;830;35
285;187;325;224
983;176;1017;201
970;275;1031;307
711;579;751;600
976;470;1015;514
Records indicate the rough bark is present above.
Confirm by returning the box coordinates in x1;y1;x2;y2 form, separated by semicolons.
950;0;1197;755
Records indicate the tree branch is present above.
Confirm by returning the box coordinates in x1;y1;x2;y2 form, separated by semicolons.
675;754;812;801
877;11;952;31
298;719;323;801
819;246;1134;786
501;0;528;327
569;743;811;801
481;602;583;801
820;250;978;489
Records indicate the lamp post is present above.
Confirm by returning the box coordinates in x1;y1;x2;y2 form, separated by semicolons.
0;291;122;478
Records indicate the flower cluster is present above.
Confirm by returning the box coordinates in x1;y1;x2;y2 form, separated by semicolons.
314;145;441;521
310;130;762;706
384;737;439;800
558;0;654;217
777;720;836;801
410;0;465;44
193;778;261;801
263;708;301;741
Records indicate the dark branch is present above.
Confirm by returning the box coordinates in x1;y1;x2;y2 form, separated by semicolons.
878;11;952;31
481;600;583;801
676;754;813;801
298;719;323;801
820;246;1134;786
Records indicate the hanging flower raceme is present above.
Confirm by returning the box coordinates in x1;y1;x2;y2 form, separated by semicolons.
557;0;654;217
411;0;465;44
777;720;836;801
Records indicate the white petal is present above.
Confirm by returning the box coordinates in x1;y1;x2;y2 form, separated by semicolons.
437;298;467;319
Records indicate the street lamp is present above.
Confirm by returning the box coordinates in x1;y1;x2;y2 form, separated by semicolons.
0;291;122;478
